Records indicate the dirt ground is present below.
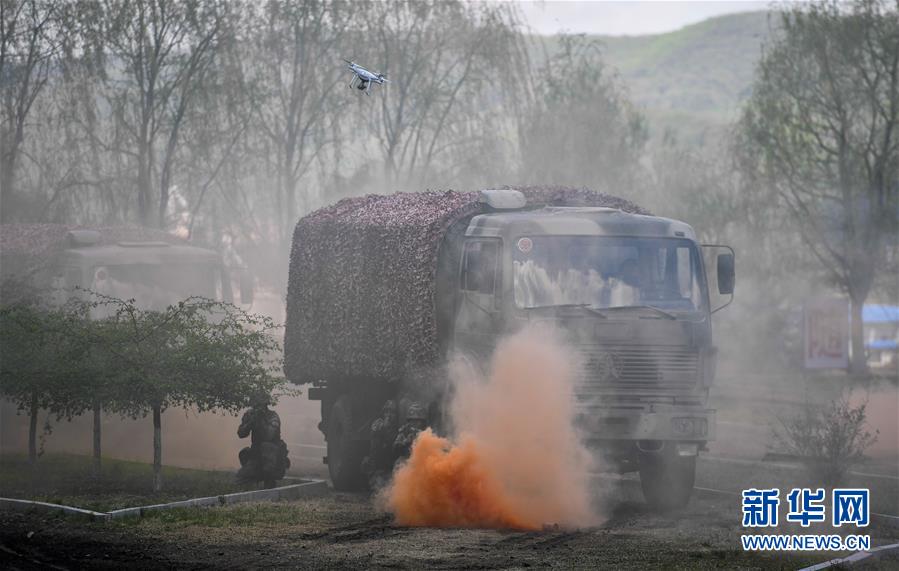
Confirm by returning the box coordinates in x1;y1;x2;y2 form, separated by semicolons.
2;477;897;570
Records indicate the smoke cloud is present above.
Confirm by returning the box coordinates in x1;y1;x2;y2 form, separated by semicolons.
384;325;598;530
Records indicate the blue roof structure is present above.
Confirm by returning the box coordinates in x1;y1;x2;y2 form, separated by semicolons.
866;339;898;350
863;304;899;324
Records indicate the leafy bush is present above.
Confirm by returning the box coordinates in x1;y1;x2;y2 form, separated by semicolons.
774;394;879;485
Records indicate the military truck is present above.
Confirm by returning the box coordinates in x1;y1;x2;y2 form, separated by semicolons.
285;186;734;509
0;224;253;308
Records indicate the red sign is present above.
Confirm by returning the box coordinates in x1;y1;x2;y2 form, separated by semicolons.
804;298;849;369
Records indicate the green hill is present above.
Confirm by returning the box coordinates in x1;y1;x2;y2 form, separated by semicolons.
535;11;777;143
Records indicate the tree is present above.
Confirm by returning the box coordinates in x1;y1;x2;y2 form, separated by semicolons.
519;34;647;193
0;0;75;220
97;0;228;228
0;300;94;466
362;0;528;188
737;0;899;374
93;296;285;491
245;0;350;252
0;294;134;476
0;292;288;487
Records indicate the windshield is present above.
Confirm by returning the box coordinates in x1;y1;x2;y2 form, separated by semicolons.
513;236;704;312
91;263;222;310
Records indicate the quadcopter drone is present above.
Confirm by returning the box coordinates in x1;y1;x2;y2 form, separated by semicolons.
344;59;388;95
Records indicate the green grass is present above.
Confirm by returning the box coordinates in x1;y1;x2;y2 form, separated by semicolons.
0;452;255;512
118;502;314;528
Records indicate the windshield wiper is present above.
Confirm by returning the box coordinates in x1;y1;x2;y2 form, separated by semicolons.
600;305;677;320
525;303;608;318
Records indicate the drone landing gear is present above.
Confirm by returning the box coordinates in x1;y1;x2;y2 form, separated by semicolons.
348;73;372;95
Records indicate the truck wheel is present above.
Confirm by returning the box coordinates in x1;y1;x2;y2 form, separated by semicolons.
327;396;367;491
638;444;696;511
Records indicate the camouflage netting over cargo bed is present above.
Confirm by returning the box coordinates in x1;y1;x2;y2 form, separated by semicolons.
284;186;649;385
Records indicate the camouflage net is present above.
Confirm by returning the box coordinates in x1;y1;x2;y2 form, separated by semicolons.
284;186;649;385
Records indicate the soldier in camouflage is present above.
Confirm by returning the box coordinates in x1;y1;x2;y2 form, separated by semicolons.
236;393;290;488
363;398;429;489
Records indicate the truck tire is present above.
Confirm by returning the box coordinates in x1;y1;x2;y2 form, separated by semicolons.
326;396;367;491
638;444;696;511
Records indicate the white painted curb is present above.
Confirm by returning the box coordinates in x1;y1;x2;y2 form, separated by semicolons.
0;479;327;521
798;542;899;570
0;497;109;520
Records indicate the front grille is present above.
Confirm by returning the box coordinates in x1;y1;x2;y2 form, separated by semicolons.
576;347;699;390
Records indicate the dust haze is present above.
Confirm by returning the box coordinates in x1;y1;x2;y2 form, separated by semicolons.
1;0;896;532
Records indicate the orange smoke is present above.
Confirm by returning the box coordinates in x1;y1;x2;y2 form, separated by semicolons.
384;326;597;530
388;430;538;529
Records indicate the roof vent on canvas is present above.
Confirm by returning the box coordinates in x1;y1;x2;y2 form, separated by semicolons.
66;230;101;248
479;189;527;210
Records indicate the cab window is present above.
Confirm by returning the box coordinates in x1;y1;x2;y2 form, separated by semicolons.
462;241;499;295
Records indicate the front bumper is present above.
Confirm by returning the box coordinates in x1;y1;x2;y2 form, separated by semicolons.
575;405;716;442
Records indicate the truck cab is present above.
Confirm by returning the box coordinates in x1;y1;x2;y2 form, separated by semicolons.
450;194;734;509
56;231;236;310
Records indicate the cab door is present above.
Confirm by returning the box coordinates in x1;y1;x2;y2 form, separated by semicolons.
453;239;503;363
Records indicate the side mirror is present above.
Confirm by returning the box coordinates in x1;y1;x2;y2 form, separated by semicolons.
717;253;735;295
701;244;735;314
239;270;254;305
